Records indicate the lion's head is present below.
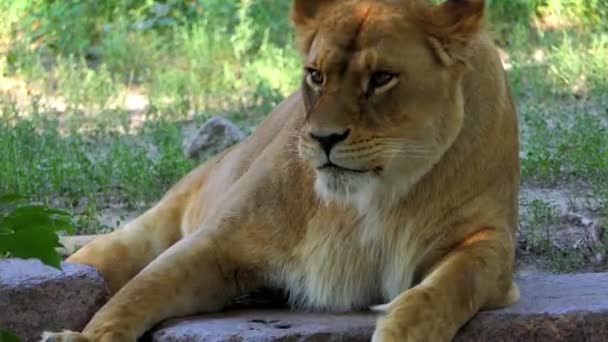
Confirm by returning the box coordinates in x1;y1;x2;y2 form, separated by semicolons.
292;0;486;207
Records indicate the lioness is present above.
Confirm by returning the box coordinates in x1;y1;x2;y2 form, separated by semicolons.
43;0;520;341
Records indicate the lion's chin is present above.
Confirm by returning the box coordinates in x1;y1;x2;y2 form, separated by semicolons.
313;167;376;207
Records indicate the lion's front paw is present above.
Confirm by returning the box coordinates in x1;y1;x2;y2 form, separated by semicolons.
372;316;444;342
41;330;133;342
372;325;427;342
372;322;409;342
40;331;91;342
371;327;391;342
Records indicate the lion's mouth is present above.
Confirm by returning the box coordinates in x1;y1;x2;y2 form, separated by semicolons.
318;163;382;174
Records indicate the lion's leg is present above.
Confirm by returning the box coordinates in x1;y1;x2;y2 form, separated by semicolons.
66;202;184;294
64;153;227;294
43;231;254;342
372;228;519;342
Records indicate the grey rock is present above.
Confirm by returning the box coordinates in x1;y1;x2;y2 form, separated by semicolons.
185;117;245;160
151;272;608;342
0;259;109;342
454;272;608;341
149;311;373;342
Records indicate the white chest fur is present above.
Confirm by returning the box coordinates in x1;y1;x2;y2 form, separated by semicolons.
270;207;421;312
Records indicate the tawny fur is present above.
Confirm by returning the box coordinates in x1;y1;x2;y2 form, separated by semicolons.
42;0;520;341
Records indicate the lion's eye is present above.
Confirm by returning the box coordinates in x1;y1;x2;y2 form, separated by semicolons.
369;72;398;89
306;68;324;86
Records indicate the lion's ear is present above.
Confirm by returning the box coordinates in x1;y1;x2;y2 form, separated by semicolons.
422;0;486;66
291;0;337;54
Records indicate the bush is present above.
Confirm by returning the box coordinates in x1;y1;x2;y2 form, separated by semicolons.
539;0;608;27
1;0;300;112
487;0;541;25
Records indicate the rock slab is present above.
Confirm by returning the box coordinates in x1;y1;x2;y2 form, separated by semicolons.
150;272;608;342
0;259;109;342
2;259;606;342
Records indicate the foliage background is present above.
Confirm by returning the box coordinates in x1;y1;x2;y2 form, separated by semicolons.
0;0;607;270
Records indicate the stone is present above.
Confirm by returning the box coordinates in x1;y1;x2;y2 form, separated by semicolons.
0;259;109;342
150;272;608;342
147;311;374;342
454;272;608;341
185;117;245;160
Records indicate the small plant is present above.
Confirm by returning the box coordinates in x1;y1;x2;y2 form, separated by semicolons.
0;193;76;269
0;329;21;342
525;199;558;252
0;192;75;341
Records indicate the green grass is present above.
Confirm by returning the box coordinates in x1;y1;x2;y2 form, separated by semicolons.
0;101;197;233
512;29;608;200
0;0;607;272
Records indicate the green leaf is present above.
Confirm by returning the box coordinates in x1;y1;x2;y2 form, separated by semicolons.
0;205;76;235
0;227;62;269
0;329;21;342
0;194;27;206
0;227;14;236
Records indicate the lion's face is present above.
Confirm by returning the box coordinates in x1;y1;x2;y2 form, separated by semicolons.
293;0;479;205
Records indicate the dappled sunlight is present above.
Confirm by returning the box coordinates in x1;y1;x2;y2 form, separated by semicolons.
532;49;546;63
497;47;512;70
123;90;149;112
1;78;186;137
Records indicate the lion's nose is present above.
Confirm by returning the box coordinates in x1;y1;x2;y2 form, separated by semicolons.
309;129;350;155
